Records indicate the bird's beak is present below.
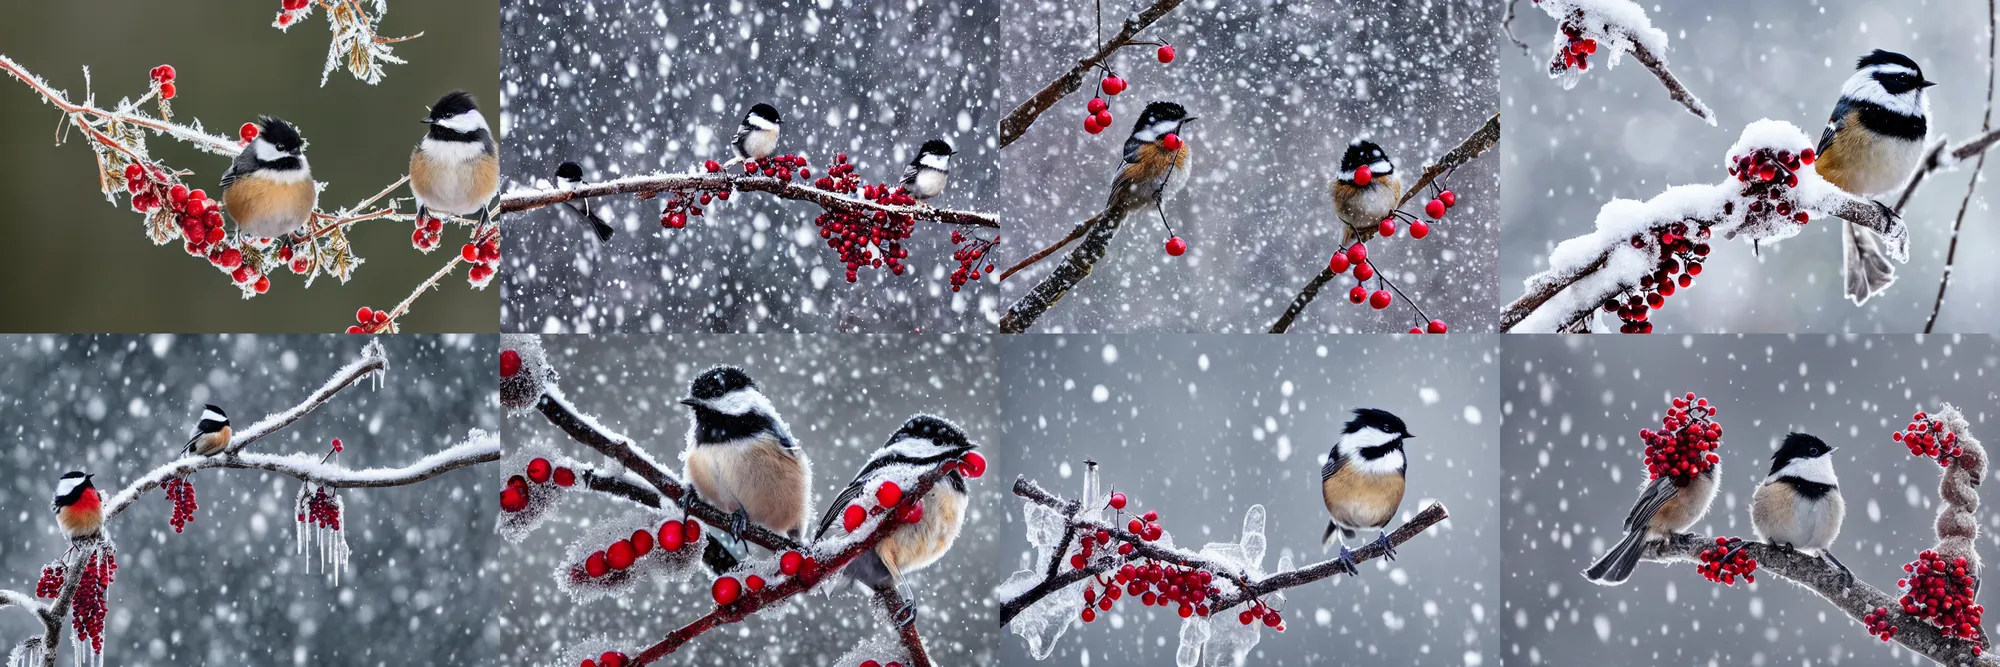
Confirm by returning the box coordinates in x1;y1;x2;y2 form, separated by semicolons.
1183;116;1201;123
678;397;703;408
1921;80;1938;89
419;118;436;124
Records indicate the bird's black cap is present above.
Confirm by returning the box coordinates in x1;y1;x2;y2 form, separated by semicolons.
687;365;757;401
1344;407;1412;438
747;103;782;124
426;91;479;121
257;117;304;152
556;161;584;181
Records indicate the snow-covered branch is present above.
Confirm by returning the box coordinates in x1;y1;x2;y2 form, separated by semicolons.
0;54;490;330
1501;119;1904;333
996;202;1133;334
1267;113;1502;333
1531;0;1714;124
994;0;1185;149
998;469;1450;663
498;172;999;229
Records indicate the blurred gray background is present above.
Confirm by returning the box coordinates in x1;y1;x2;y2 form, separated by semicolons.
495;334;1003;665
0;334;500;665
993;0;1499;333
999;334;1500;665
1502;335;2000;665
1498;0;1999;332
0;2;500;332
498;0;1006;333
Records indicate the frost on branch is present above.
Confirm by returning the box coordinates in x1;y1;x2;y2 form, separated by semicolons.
1532;0;1714;123
270;0;419;86
499;333;553;412
1502;119;1902;333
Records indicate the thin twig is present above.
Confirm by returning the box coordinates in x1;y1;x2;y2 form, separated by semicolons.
994;0;1185;148
1926;0;1998;333
1500;0;1534;57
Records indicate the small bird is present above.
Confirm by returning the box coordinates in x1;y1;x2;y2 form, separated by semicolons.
727;103;782;166
411;91;500;225
52;471;103;541
185;404;231;456
1331;139;1404;247
553;161;614;241
998;102;1196;281
899;139;956;201
1321;408;1411;575
1584;459;1721;585
813;415;976;620
679;365;812;572
1815;49;1934;304
220;117;315;240
1751;432;1847;571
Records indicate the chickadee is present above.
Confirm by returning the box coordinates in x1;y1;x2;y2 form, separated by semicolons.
553;161;614;241
679;365;812;572
1816;49;1934;304
1584;460;1720;585
727;103;782;166
1331;139;1404;247
899;139;956;201
185;404;231;456
411;91;500;225
1750;432;1847;571
813;415;976;620
1321;408;1410;574
220;117;315;240
52;471;103;541
1106;101;1196;216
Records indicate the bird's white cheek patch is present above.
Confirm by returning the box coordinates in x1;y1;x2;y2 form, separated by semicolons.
56;477;85;497
435;110;489;133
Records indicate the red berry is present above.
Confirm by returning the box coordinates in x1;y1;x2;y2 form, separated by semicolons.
1142;510;1158;522
1425;199;1447;219
239;122;259;142
683;519;701;543
501;349;523;378
254;276;271;294
1084;115;1104;134
598;653;625;667
712;576;742;605
1101;75;1126;95
1327;251;1350;274
780;550;803;576
159;83;176;100
630;529;654;557
745;574;766;592
898;502;924;524
462;243;480;262
1346;242;1367;262
607;539;636;570
1094;110;1113;129
1164;236;1187;256
1157;45;1176;63
659;520;685;552
1348;285;1368;304
1369;290;1392;309
1109;492;1127;510
1439;190;1457;207
524;458;552;485
1087;97;1108;114
356;307;375;324
959;451;987;478
1427;319;1448;334
1409;221;1430;239
1353;164;1372;186
499;486;528;513
1352;262;1375;281
584;551;609;578
153;64;175;83
1378;219;1396;237
1160;133;1183;151
876;481;904;508
553;466;575;487
843;504;867;532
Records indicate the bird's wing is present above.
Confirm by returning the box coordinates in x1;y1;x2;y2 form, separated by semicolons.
1321;452;1345;482
811;474;872;541
1121;135;1148;164
218;148;260;192
899;161;922;187
1816;99;1850;158
1623;476;1680;533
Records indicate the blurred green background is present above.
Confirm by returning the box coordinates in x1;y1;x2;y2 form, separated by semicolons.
0;1;498;332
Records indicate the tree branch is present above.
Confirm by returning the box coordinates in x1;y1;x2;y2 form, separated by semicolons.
875;586;935;667
1268;113;1501;333
997;208;1123;334
497;173;999;229
994;0;1185;149
1532;0;1713;124
1626;39;1714;124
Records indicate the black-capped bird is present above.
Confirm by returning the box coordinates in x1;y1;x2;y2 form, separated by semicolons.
1815;49;1934;304
998;101;1196;281
220;117;315;240
1321;408;1411;575
553;161;614;241
899;139;956;201
411;91;500;226
185;404;231;456
1750;432;1847;571
1585;457;1721;585
679;366;812;572
52;472;103;541
727;103;782;166
813;415;976;622
1331;139;1404;247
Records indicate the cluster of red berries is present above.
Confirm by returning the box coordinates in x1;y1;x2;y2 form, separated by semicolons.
35;564;64;598
1078;44;1174;134
1079;558;1224;623
1693;537;1757;585
659;171;728;229
818;183;919;284
225;248;273;294
70;550;116;655
163;477;199;533
1639;393;1722;482
577;518;699;580
1603;220;1711;333
1548;21;1599;74
1236;600;1287;630
499;456;576;513
149;63;178;100
841;480;923;533
276;0;313;26
1898;550;1985;649
1863;606;1900;642
949;230;999;292
1894;411;1963;466
1730;147;1814;224
346;306;392;334
276;244;313;275
412;214;447;251
298;486;342;531
1330;243;1395;311
125;165;227;256
579;651;630;667
463;233;501;287
710;569;774;606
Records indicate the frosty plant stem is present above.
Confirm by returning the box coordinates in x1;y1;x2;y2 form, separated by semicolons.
994;0;1185;148
1632;405;1993;667
1267;113;1502;334
0;55;493;331
1920;0;1998;333
270;0;423;85
498;171;999;229
1528;0;1714;124
0;339;500;667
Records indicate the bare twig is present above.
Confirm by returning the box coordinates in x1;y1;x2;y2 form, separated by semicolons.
498;173;1000;229
1924;0;1998;333
1627;39;1715;124
1500;0;1534;57
1268;113;1501;333
994;0;1185;149
996;208;1124;334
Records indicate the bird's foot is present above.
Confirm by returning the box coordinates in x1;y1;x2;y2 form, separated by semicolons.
1335;546;1361;576
1370;530;1398;561
1823;550;1854;578
729;509;750;543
